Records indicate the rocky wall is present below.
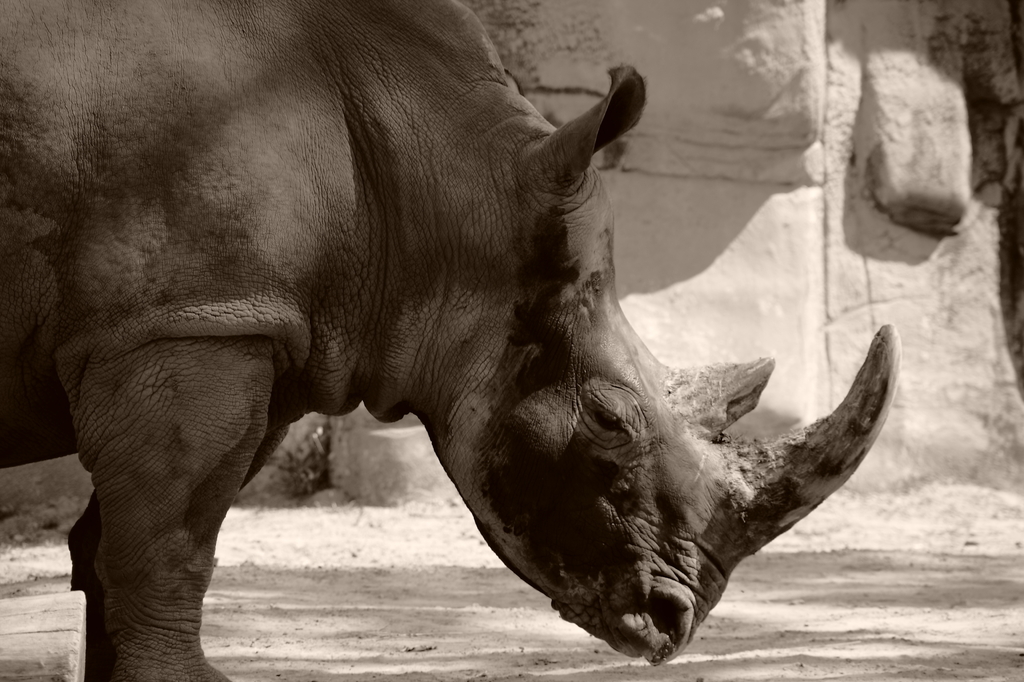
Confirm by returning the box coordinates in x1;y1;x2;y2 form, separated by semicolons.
824;0;1024;488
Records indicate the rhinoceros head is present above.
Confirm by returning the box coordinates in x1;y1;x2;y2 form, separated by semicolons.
430;66;900;665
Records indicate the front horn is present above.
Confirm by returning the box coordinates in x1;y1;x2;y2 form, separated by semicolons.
728;325;901;558
664;326;901;566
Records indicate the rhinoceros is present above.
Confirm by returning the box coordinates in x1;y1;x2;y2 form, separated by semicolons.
0;0;900;680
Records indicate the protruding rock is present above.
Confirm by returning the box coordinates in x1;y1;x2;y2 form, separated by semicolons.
330;425;458;506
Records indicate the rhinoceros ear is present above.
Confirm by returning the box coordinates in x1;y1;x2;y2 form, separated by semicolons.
532;65;646;183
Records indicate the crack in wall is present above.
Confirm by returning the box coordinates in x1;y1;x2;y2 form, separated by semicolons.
822;295;930;329
861;254;876;331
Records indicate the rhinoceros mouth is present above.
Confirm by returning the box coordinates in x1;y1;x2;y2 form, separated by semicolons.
552;576;695;665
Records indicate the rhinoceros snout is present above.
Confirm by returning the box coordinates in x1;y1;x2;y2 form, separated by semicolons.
557;577;696;665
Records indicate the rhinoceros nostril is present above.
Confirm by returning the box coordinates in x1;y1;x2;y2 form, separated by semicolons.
648;594;680;643
645;585;694;665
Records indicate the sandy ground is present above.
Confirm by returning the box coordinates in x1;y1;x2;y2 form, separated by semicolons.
2;483;1023;681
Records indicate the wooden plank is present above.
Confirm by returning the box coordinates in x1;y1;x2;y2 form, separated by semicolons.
0;594;86;636
0;591;86;682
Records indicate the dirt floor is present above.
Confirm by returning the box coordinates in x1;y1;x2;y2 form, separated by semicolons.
2;483;1023;681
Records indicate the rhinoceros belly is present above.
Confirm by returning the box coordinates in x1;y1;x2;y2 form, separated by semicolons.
0;230;77;467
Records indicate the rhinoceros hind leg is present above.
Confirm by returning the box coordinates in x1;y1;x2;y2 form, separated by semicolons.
69;491;116;682
71;336;275;682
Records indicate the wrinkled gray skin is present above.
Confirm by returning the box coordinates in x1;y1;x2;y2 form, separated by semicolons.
0;1;901;681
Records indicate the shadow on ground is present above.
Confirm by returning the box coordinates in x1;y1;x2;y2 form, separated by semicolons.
184;551;1024;681
2;550;1020;680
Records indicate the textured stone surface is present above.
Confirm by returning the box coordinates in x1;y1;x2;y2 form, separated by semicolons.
465;0;826;184
836;0;1019;238
619;185;824;437
329;423;457;507
850;1;973;236
823;0;1024;489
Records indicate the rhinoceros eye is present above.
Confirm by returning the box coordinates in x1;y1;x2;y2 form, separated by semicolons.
579;380;642;452
592;408;623;432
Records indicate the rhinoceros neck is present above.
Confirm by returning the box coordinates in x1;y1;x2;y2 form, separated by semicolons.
301;0;549;426
340;108;543;425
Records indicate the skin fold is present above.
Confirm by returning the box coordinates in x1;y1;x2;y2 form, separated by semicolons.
0;1;900;680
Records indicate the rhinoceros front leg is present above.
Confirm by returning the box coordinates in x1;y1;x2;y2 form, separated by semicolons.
69;427;290;682
69;336;276;682
69;491;115;682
